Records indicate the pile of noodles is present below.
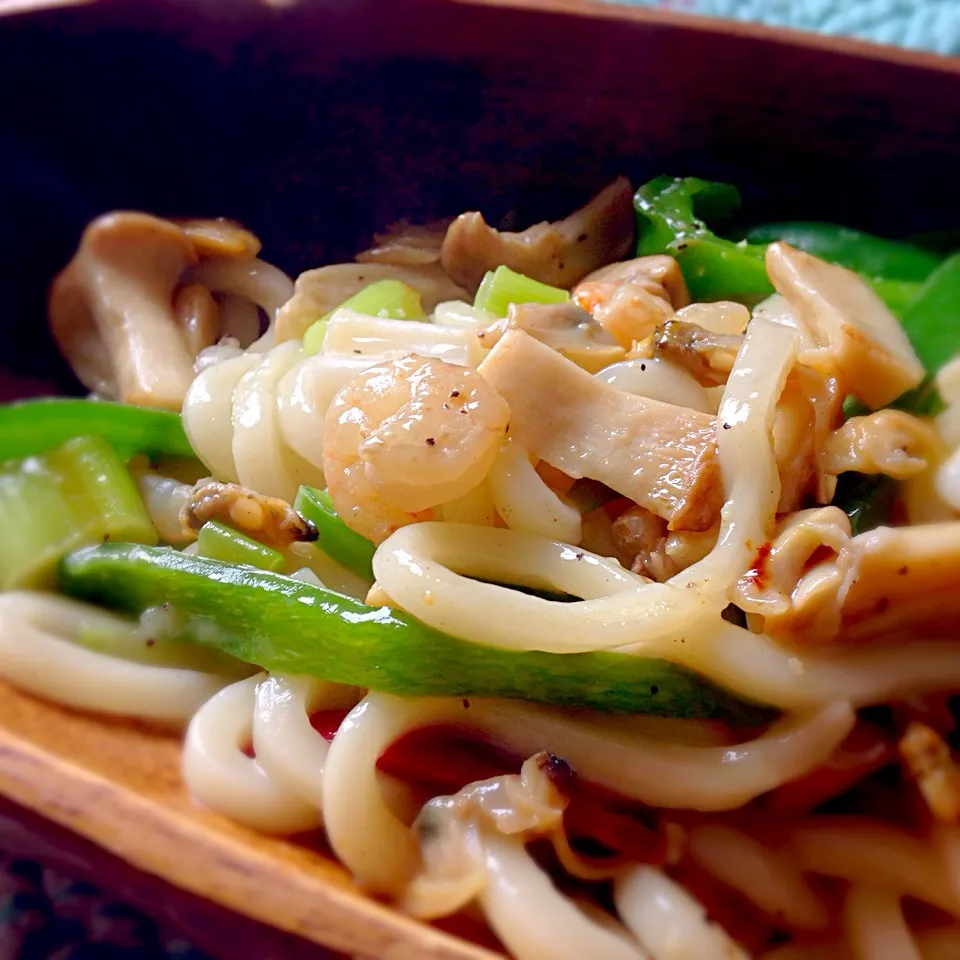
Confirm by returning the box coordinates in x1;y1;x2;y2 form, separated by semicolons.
3;196;960;960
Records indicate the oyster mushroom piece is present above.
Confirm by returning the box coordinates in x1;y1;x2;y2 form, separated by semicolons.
175;218;262;260
441;178;635;293
274;262;469;343
49;212;200;409
766;243;924;408
476;300;625;373
478;330;722;531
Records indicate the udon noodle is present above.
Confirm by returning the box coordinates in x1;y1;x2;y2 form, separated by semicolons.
3;179;960;958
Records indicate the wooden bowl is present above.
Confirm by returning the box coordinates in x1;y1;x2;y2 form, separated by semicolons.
0;1;958;957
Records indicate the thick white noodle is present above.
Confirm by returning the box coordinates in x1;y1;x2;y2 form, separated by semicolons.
0;594;228;726
374;518;960;710
375;318;797;655
596;357;714;413
322;693;852;813
688;825;829;930
433;300;493;329
934;447;960;511
844;883;921;960
231;341;323;500
790;819;960;916
183;675;319;834
321;310;482;367
182;352;259;481
195;342;245;373
187;257;294;333
251;673;361;809
480;834;649;960
487;439;582;544
321;695;422;894
613;864;748;960
276;353;376;478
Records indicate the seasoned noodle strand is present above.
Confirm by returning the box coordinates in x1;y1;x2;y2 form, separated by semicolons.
251;674;362;809
0;593;230;726
613;865;748;960
183;675;320;834
480;834;650;960
844;883;921;960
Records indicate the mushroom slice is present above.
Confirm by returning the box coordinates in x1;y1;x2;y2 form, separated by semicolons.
766;243;924;408
479;330;721;531
175;218;262;260
441;178;635;293
356;219;452;266
646;320;743;388
476;301;625;373
573;255;690;347
181;479;318;548
49;212;200;409
822;410;940;481
274;263;469;343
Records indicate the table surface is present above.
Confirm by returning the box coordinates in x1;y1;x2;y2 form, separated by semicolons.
613;0;960;55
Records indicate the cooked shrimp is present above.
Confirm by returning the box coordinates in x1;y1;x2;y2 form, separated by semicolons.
323;355;511;543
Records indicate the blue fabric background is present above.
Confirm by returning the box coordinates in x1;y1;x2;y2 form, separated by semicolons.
615;0;960;56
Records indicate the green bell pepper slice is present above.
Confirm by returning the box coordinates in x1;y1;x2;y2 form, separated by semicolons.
0;399;194;461
59;543;774;723
294;486;376;581
635;176;772;303
742;222;942;283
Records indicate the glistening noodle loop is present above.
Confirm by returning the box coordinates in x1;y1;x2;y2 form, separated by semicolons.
2;176;960;958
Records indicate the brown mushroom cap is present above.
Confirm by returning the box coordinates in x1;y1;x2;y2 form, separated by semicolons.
440;178;636;293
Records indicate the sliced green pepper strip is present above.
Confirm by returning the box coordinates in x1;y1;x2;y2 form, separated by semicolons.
635;177;772;303
635;178;927;313
898;252;960;375
294;485;375;581
742;223;942;283
0;399;194;461
197;521;285;572
60;544;775;723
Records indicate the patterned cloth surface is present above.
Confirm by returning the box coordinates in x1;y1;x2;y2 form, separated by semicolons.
0;855;213;960
616;0;960;55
